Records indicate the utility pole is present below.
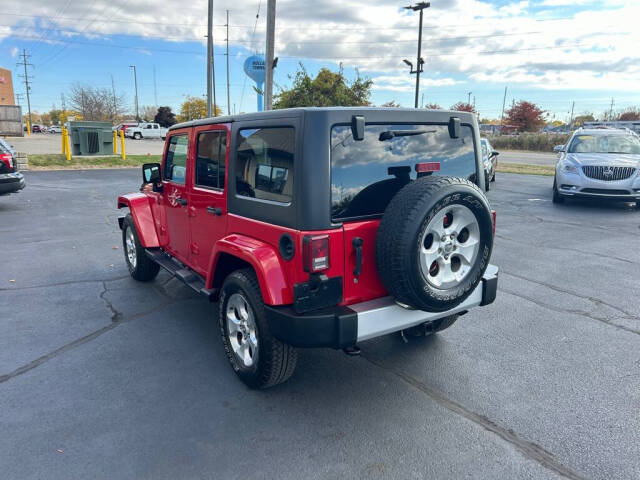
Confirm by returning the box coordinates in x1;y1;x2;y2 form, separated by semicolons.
17;49;33;127
226;9;231;116
111;74;117;120
264;0;276;110
569;101;575;129
60;92;66;112
499;86;507;132
129;65;139;121
153;66;158;106
609;97;614;121
405;2;430;109
467;91;472;105
206;0;214;117
421;93;424;109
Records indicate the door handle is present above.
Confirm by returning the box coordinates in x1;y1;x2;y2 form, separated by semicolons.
176;197;188;206
352;237;363;277
206;206;223;216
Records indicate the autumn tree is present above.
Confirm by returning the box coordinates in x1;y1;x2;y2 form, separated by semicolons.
505;100;546;132
617;108;640;121
573;113;595;128
178;97;221;122
274;64;372;108
424;103;442;110
380;100;401;108
450;102;475;113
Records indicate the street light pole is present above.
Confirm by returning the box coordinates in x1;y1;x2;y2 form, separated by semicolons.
405;2;430;109
207;0;213;117
129;65;139;121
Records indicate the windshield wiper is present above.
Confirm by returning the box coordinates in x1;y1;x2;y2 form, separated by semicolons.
379;129;436;141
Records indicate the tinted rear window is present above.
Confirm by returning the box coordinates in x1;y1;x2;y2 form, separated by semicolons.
331;124;477;221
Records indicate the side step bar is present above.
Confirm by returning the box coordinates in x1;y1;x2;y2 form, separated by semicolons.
145;248;218;301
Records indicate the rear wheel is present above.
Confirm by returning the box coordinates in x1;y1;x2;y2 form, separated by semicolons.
552;177;565;204
122;214;160;281
219;269;297;389
377;177;493;312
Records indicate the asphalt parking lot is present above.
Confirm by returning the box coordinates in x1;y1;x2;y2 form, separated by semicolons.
1;170;639;479
6;134;165;156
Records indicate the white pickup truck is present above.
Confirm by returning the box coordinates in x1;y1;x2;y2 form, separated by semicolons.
125;122;167;140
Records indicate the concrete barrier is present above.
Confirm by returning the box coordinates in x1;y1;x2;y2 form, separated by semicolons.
15;152;28;171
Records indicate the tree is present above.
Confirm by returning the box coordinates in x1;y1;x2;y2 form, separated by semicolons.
573;113;595;128
450;102;475;113
178;96;221;122
274;64;372;108
141;105;157;122
617;108;640;121
68;83;125;122
424;103;442;110
380;100;401;108
505;100;546;132
154;106;177;127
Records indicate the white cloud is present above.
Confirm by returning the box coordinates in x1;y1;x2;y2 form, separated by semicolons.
2;0;639;96
11;46;19;57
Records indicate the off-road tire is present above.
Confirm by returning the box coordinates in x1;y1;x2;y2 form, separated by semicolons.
219;268;298;389
552;177;565;204
122;214;160;281
405;314;460;337
134;132;142;140
376;176;493;312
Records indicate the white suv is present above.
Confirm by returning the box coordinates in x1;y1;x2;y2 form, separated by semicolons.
553;128;640;207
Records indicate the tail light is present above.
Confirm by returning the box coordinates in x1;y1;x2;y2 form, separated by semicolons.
491;209;496;236
303;235;330;273
0;153;12;171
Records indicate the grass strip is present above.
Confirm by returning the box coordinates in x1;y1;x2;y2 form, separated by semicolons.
27;154;162;170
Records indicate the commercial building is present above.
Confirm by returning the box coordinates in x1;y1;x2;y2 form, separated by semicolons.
0;67;16;106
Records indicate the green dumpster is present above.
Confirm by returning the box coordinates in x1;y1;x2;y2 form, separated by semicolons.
68;121;114;156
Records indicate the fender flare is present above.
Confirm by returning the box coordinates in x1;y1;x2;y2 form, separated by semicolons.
208;234;292;306
117;193;159;248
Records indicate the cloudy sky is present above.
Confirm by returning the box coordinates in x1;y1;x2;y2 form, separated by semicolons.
1;0;638;121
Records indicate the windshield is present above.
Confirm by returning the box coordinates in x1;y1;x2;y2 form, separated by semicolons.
567;134;640;154
331;123;477;221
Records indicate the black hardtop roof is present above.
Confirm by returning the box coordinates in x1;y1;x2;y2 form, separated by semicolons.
168;107;477;131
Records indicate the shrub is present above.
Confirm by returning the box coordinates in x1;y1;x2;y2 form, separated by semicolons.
489;133;571;152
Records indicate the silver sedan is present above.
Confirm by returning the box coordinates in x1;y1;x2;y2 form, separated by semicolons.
552;128;640;206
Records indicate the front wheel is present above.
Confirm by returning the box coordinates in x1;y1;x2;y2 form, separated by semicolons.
122;214;160;281
134;132;142;140
219;269;297;389
552;177;565;204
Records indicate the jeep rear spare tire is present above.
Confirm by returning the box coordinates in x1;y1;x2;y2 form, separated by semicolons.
376;176;493;312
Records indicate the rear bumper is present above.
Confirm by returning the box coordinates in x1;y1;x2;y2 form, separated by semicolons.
0;172;25;195
265;264;498;349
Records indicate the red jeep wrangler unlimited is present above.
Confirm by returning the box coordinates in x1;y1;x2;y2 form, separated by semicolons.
118;108;498;388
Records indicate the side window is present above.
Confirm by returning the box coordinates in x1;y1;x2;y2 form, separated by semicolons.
235;127;294;203
195;130;227;189
153;125;159;129
164;135;188;184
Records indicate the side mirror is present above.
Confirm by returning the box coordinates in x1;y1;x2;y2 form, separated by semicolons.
448;117;460;139
554;145;565;153
490;151;500;158
351;115;365;141
142;163;162;190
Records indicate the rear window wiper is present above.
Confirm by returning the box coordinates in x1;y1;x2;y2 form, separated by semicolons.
379;130;436;141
